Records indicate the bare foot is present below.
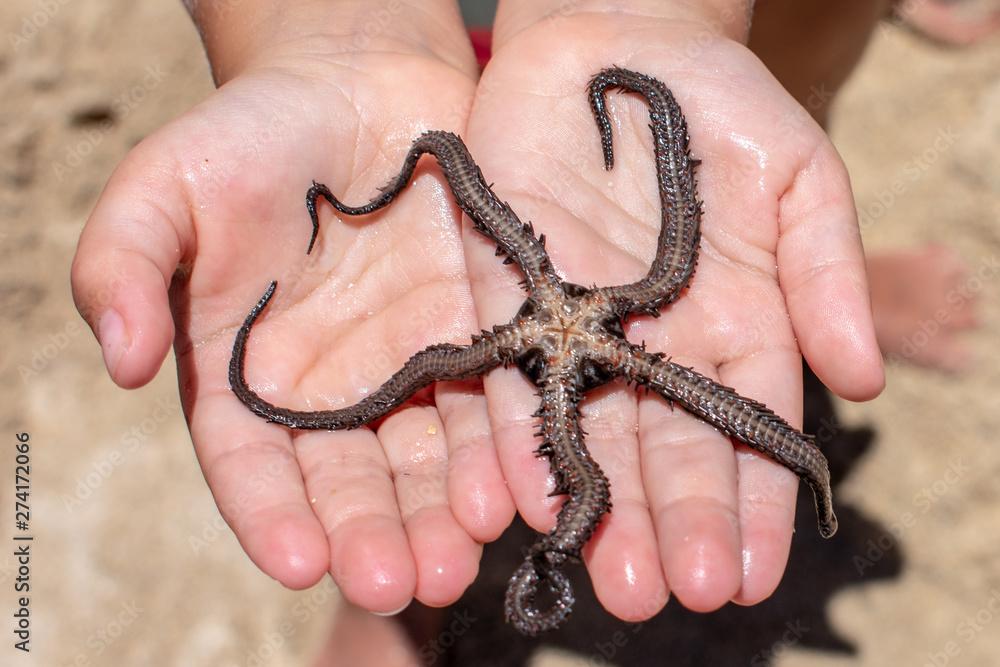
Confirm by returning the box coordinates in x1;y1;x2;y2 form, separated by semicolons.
868;245;979;372
895;0;1000;46
313;602;415;667
311;601;449;667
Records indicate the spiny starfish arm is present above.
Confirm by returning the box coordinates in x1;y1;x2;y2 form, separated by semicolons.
599;339;837;538
306;131;561;296
587;67;703;316
505;559;573;639
505;367;611;635
229;281;517;430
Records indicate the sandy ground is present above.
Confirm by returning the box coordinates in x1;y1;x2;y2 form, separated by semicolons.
1;2;998;666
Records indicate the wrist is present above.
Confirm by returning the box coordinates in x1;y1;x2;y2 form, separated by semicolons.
494;0;753;46
183;0;473;85
690;0;754;43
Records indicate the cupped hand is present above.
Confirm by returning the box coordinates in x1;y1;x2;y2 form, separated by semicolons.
462;2;885;621
71;23;517;612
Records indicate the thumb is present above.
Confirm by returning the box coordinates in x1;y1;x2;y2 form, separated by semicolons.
71;147;192;389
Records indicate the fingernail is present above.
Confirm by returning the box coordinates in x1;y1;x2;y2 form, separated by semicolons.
371;600;411;617
98;309;128;377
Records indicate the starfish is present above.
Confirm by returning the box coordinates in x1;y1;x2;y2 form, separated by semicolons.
229;67;837;636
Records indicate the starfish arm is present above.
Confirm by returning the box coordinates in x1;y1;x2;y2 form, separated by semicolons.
586;67;703;316
306;131;561;296
229;281;517;430
505;366;611;636
598;339;837;538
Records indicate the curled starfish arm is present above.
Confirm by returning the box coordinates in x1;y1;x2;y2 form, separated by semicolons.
600;339;837;538
505;366;611;635
229;281;517;430
306;131;560;296
587;67;703;316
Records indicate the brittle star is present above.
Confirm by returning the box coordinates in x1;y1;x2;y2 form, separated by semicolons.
229;67;836;636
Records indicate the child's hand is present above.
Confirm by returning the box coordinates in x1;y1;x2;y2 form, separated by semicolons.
462;0;884;621
72;2;514;614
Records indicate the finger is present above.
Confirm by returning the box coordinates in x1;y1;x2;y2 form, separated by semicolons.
296;426;417;615
377;405;483;608
71;145;191;388
578;386;668;622
482;367;561;530
189;389;329;589
638;356;743;613
436;380;516;542
585;501;670;622
777;141;884;401
465;235;559;530
716;349;803;605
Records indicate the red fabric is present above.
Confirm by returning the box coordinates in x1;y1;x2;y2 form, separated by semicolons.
468;27;493;69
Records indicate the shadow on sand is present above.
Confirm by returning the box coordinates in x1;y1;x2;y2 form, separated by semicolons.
411;368;902;666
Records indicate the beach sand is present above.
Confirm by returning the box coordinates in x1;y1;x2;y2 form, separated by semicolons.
1;2;998;665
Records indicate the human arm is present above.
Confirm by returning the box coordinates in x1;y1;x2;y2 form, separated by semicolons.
464;0;883;619
71;0;517;612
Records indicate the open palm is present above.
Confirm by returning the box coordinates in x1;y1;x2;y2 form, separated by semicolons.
73;4;885;630
460;11;884;621
72;50;515;612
